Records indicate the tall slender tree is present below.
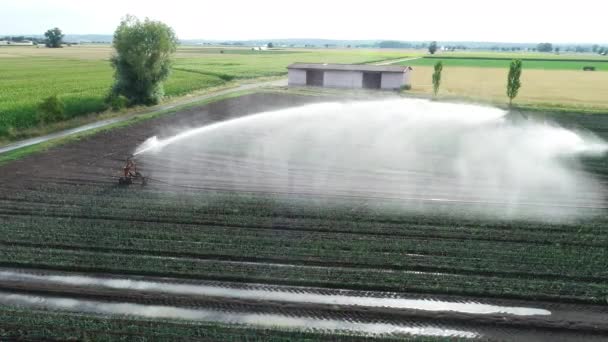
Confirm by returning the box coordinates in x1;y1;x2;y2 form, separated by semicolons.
507;59;523;106
432;61;443;97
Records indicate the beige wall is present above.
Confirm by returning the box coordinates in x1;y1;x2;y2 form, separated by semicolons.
287;69;307;86
381;72;409;89
324;70;363;88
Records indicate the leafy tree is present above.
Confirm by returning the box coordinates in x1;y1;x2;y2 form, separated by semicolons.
267;42;274;48
109;15;178;105
592;44;599;53
44;28;64;48
432;61;443;97
507;59;523;106
537;42;553;52
554;46;560;54
428;41;438;55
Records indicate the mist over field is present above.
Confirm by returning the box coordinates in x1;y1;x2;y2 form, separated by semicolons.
136;99;608;219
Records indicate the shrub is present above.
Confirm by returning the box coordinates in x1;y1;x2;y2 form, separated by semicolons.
37;95;65;123
400;84;412;91
106;94;129;111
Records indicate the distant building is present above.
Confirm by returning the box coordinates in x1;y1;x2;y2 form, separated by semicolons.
14;40;34;46
287;63;412;90
0;40;34;46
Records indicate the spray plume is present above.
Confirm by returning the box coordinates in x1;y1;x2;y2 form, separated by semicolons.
135;99;608;218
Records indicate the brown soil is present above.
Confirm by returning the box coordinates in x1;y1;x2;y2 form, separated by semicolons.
0;92;607;341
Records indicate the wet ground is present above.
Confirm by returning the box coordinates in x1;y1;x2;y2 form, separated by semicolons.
0;92;607;340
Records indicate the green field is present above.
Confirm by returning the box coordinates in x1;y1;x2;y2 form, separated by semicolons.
0;106;607;305
0;90;607;340
0;46;411;139
430;51;608;60
401;56;608;70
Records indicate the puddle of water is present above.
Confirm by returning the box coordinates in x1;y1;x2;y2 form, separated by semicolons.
0;292;478;338
0;270;550;316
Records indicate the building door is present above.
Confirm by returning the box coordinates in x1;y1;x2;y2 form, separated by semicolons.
306;70;324;86
362;72;382;89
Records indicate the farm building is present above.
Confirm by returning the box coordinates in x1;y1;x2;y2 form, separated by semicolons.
287;63;412;90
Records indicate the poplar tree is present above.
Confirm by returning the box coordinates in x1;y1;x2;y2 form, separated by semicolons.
507;59;523;106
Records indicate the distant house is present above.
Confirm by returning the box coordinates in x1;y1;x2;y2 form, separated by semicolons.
0;41;8;45
287;63;412;90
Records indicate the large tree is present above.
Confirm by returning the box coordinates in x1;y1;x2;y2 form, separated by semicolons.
428;41;438;55
44;27;64;48
507;59;523;106
536;42;553;53
110;15;178;105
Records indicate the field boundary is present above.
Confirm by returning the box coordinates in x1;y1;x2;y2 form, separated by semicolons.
423;56;608;63
0;79;286;159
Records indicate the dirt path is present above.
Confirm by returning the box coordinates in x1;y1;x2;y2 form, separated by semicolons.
0;79;287;155
375;57;421;65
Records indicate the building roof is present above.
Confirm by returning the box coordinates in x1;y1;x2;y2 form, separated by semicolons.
287;63;411;73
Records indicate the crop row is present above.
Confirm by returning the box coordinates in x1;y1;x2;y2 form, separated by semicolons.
3;183;607;234
0;245;606;304
2;210;605;250
0;195;603;264
0;214;605;282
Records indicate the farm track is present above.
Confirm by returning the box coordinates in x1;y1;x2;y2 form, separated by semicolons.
0;93;607;340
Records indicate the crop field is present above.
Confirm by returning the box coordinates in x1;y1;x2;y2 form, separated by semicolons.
0;92;607;340
408;66;608;110
430;51;608;60
403;57;608;71
0;46;411;139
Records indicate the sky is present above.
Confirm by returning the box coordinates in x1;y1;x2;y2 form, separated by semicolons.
1;0;607;43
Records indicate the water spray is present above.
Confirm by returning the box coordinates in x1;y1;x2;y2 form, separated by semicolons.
133;98;608;218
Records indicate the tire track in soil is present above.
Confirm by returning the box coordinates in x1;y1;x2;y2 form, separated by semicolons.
0;268;607;341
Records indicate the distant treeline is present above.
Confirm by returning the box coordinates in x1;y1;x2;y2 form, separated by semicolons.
0;36;84;45
0;36;44;44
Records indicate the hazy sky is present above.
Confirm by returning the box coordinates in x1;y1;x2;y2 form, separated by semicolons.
1;0;607;43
